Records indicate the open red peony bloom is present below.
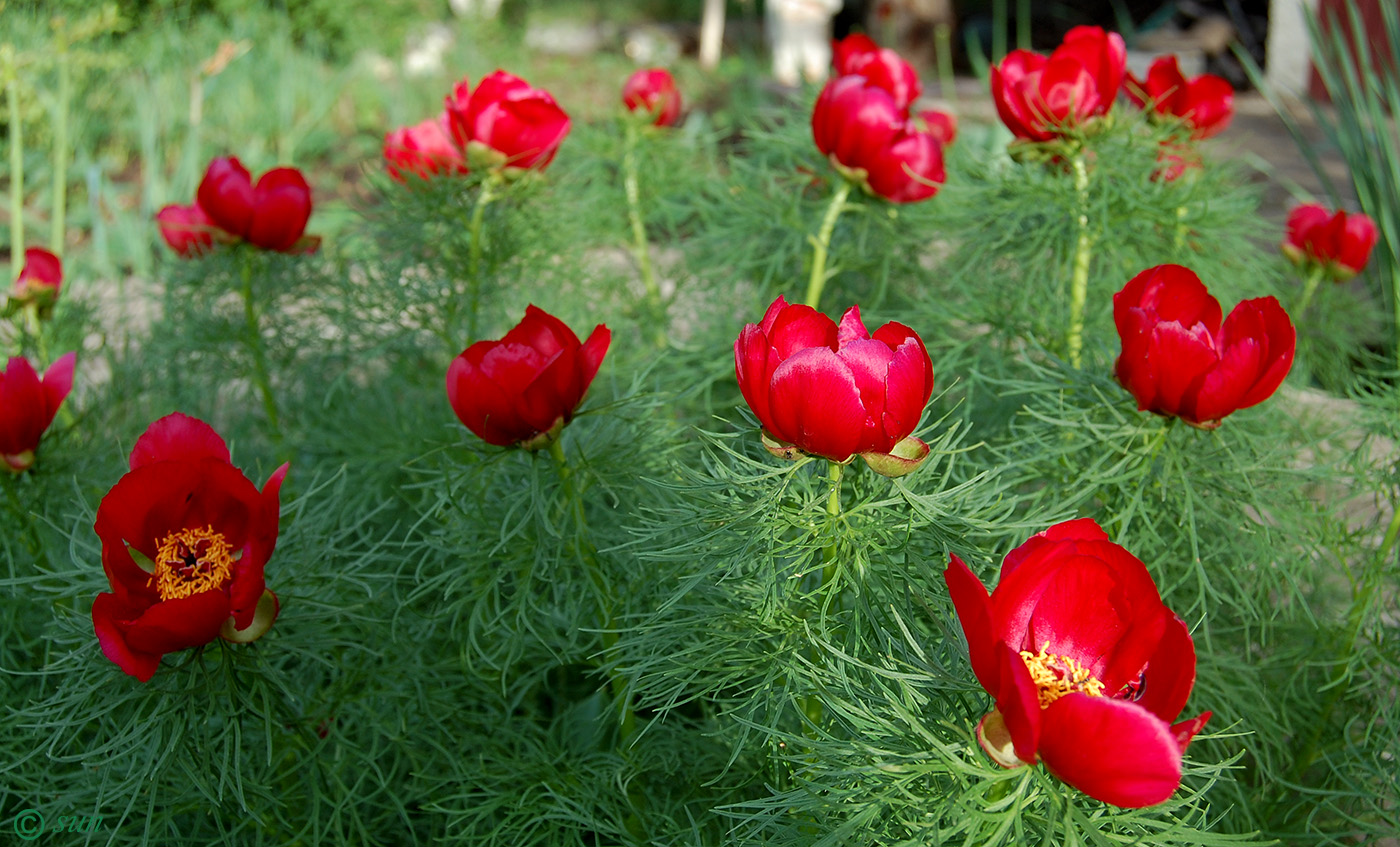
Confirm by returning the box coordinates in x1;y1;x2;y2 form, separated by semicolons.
1126;55;1233;140
12;247;63;311
1282;203;1379;282
446;305;610;449
945;519;1211;808
0;353;76;473
991;26;1126;143
622;68;683;128
445;71;571;175
812;75;946;204
194;156;319;253
735;296;934;475
1114;264;1294;429
384;113;468;182
92;413;288;682
156;203;220;258
831;33;922;110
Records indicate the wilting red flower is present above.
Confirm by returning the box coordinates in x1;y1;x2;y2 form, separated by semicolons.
991;26;1126;143
384;113;468;181
446;305;610;449
1126;55;1233;140
445;71;571;174
916;108;958;146
195;156;318;253
92;413;288;682
622;68;683;127
11;247;62;310
1282;203;1379;282
812;75;946;204
944;518;1211;808
1151;140;1201;183
156;203;221;258
831;33;922;110
0;353;75;473
735;296;934;475
1114;264;1294;429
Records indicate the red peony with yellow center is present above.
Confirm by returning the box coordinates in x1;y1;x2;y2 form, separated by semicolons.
92;413;288;682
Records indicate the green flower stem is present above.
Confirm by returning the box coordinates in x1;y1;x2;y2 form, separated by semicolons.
1066;153;1093;369
1285;501;1400;787
804;180;852;310
623;122;661;308
467;172;502;343
548;438;636;742
22;303;48;364
240;258;282;444
820;460;844;589
5;49;24;271
50;34;69;256
1173;204;1188;253
1294;265;1327;320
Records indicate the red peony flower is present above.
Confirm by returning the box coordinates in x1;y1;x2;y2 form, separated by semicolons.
445;71;571;174
734;296;934;475
383;113;468;182
194;156;318;253
916;108;958;146
1282;203;1379;282
92;413;288;682
831;32;923;110
1114;264;1294;429
991;26;1126;143
1126;55;1233;140
944;518;1211;808
156;203;221;258
812;75;947;204
12;247;62;309
622;68;683;128
0;353;76;473
446;305;610;449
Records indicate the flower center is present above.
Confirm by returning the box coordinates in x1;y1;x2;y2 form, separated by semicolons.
152;526;233;601
1020;642;1106;709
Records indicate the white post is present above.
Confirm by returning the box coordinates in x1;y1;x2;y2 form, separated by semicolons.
700;0;726;70
1266;0;1321;98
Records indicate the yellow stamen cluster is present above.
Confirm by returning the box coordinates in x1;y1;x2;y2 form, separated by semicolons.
152;526;233;601
1020;642;1106;709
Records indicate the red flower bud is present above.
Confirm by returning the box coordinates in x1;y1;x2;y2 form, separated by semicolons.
0;352;75;473
92;413;288;682
831;33;922;110
1126;55;1233;140
812;76;947;203
384;113;468;181
1282;203;1378;281
446;305;610;449
195;156;316;253
991;26;1125;142
734;296;934;467
945;518;1210;808
622;68;682;127
1113;264;1294;429
156;203;220;258
445;71;571;174
12;247;62;306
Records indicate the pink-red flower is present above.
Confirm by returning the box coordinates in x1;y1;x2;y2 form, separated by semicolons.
831;33;922;110
1282;203;1379;282
445;71;571;174
812;75;946;204
0;353;75;473
622;68;683;128
11;247;62;311
944;518;1211;808
1114;264;1294;429
92;413;288;682
1126;55;1233;140
446;305;610;449
384;113;468;181
196;156;317;253
991;26;1126;143
156;203;220;258
734;296;934;475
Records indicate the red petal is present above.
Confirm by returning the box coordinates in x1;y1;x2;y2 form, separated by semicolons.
247;167;313;252
129;412;231;471
1170;711;1211;753
40;352;76;425
994;641;1044;764
1135;614;1198;723
502;304;580;356
767;303;838;358
576;323;611;397
944;554;999;695
445;347;534;446
93;592;162;682
1000;518;1108;580
766;346;866;461
196;156;255;238
124;590;230;655
835;338;893;453
1039;694;1184;808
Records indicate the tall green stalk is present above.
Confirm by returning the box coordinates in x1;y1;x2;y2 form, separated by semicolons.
50;35;70;256
1066;154;1093;369
623;121;660;308
1294;265;1327;320
240;257;282;444
5;48;24;270
804;180;851;310
467;172;501;342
